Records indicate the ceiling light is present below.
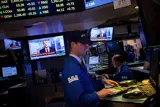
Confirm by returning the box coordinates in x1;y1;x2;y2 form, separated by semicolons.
135;6;139;10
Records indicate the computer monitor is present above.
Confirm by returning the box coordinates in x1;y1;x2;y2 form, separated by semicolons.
4;39;21;50
28;35;66;60
90;27;113;42
2;66;17;77
89;56;99;65
84;0;113;9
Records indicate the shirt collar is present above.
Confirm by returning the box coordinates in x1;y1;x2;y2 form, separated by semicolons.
70;54;81;64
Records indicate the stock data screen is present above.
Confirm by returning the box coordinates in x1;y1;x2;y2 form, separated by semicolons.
0;0;84;20
84;0;113;9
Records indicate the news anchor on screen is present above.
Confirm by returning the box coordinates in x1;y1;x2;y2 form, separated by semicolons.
97;29;106;38
10;40;20;48
40;40;55;53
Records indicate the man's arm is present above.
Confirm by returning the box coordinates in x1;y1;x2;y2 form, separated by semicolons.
64;69;100;106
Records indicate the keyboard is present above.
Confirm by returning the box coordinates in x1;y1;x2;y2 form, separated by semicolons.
107;86;127;95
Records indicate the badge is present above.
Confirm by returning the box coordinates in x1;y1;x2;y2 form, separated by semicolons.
68;75;79;83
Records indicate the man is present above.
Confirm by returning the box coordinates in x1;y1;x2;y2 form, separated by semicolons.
40;40;55;53
10;40;20;48
61;31;118;107
97;29;106;38
104;54;133;81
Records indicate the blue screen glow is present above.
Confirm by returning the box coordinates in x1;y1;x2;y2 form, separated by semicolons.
84;0;114;9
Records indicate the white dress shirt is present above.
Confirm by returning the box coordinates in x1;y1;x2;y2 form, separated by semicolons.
45;47;50;52
70;54;81;64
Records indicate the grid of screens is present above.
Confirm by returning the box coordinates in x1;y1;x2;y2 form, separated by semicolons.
28;35;66;60
89;56;99;65
2;66;17;77
90;27;113;41
0;0;84;20
4;39;21;50
84;0;113;9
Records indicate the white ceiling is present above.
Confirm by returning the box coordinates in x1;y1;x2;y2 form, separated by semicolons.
0;0;137;39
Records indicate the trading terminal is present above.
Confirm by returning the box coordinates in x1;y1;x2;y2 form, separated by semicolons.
0;0;159;107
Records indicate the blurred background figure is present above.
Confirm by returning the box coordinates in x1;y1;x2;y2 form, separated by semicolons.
144;48;151;70
139;48;146;61
125;45;136;62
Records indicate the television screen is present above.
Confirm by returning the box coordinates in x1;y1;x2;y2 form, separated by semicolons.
90;27;113;41
89;56;99;65
2;66;17;77
4;39;21;50
84;0;113;9
28;36;66;60
107;42;122;54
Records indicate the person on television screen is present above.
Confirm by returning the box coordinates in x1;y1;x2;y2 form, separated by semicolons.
144;48;151;70
10;40;20;48
40;40;55;53
97;29;106;38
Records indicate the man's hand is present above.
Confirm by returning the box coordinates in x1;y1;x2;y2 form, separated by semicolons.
102;74;109;79
97;88;113;98
103;79;119;87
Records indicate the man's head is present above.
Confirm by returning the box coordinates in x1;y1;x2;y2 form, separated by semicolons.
112;54;125;68
99;29;104;35
43;40;49;48
69;31;90;57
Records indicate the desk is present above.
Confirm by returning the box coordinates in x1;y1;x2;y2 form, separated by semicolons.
89;67;107;72
102;94;146;104
0;82;27;95
128;61;145;67
100;93;146;107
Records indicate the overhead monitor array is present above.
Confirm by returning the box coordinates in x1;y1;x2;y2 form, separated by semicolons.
0;0;84;20
0;0;114;21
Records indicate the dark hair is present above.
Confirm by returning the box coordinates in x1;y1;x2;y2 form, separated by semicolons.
114;55;125;63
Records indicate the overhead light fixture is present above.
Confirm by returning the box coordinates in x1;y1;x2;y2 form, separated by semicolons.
135;6;139;10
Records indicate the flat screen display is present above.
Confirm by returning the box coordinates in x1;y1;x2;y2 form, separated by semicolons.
4;39;21;50
28;35;66;60
2;66;17;77
90;27;113;41
89;56;99;65
0;0;84;21
84;0;113;9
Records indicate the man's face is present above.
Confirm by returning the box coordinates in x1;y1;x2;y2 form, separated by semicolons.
72;42;90;56
100;29;104;34
112;57;119;68
12;40;16;44
43;41;49;48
